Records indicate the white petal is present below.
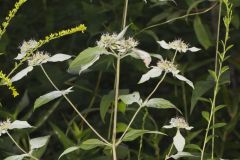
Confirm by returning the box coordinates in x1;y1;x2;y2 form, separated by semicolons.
157;40;170;50
15;52;26;60
11;66;34;82
188;47;201;52
132;48;152;67
10;120;33;129
47;54;72;62
173;130;185;152
162;125;174;129
175;74;194;89
138;67;162;84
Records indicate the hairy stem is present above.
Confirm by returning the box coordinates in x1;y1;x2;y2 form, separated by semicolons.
112;56;121;160
40;65;110;145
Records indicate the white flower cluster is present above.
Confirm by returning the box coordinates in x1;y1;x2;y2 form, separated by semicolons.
28;51;50;66
158;39;200;53
15;40;38;60
157;59;179;76
97;33;138;54
11;39;72;83
0;119;33;136
0;119;11;136
163;117;193;130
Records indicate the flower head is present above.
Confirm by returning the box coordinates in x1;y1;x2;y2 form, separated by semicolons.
0;119;11;136
157;59;179;75
157;39;201;53
97;33;138;54
28;51;50;66
163;117;193;130
15;39;38;60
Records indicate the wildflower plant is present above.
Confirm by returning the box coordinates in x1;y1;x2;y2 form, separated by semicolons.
0;0;236;159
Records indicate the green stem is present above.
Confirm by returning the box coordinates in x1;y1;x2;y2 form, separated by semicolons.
212;1;222;158
117;72;167;145
138;109;148;160
165;143;174;160
122;0;129;29
40;65;110;145
7;132;38;160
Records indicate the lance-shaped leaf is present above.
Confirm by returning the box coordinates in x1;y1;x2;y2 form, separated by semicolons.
79;139;106;150
11;66;34;82
29;136;50;159
144;98;181;113
58;146;81;159
68;47;109;75
171;152;194;159
173;130;185;152
100;89;129;123
138;67;162;84
47;54;72;62
4;154;28;160
9;120;33;129
116;25;130;40
30;136;50;150
34;87;73;109
119;92;142;105
175;74;194;89
130;48;152;67
122;129;165;141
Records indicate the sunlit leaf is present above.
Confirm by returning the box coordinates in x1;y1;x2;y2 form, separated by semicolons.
58;146;80;159
144;98;181;113
79;139;106;150
68;47;109;74
34;87;73;109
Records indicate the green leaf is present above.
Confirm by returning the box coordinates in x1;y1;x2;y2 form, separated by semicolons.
144;98;181;113
119;92;142;105
30;136;50;150
209;122;226;129
4;154;27;160
58;146;80;159
185;144;202;152
190;80;214;114
29;136;50;158
79;139;106;150
34;87;73;109
100;89;129;123
118;101;126;113
116;123;128;133
214;105;226;113
68;47;109;74
49;122;74;148
122;129;165;141
201;111;209;122
194;16;213;49
208;70;217;81
100;93;113;123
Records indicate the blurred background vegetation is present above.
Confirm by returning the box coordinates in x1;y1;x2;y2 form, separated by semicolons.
0;0;240;159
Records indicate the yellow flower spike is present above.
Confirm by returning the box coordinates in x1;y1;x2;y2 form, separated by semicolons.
0;0;28;39
0;71;19;97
